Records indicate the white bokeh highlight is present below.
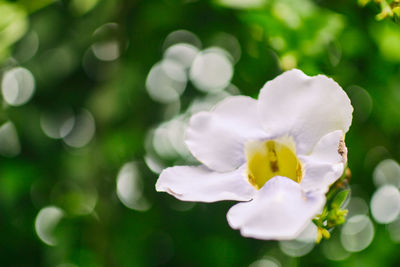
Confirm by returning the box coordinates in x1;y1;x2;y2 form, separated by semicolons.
162;29;202;51
190;48;233;93
371;185;400;224
146;59;187;104
2;67;35;106
40;109;75;139
152;116;191;160
321;232;350;261
347;196;369;217
92;23;121;61
279;239;314;257
164;43;199;69
92;40;120;61
387;217;400;243
117;162;151;211
63;109;96;148
279;222;316;257
373;159;400;188
0;121;21;157
249;257;281;267
340;214;374;252
35;206;64;246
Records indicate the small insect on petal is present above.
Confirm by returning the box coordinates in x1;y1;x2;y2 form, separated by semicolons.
338;137;348;163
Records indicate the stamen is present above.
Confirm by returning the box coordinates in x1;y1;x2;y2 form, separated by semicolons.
245;138;302;189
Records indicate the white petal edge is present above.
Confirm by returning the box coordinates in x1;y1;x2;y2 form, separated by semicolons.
156;165;256;202
185;96;267;172
227;176;325;240
258;69;353;155
299;130;346;193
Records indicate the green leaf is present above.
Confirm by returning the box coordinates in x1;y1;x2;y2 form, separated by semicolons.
331;189;350;209
17;0;56;13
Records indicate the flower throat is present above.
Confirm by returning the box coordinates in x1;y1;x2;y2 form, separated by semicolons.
245;138;302;189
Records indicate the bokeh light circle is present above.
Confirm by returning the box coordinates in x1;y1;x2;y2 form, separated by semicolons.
0;121;21;157
371;185;400;224
163;29;202;50
146;59;187;104
92;23;121;61
373;159;400;188
34;206;64;246
340;214;374;252
116;162;151;211
279;240;314;257
1;67;35;106
249;257;281;267
190;48;233;93
321;232;350;261
164;43;199;69
63;109;96;148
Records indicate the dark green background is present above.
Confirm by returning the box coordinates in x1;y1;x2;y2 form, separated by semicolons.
1;0;400;266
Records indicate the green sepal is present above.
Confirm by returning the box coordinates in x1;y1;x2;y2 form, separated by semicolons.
331;189;350;209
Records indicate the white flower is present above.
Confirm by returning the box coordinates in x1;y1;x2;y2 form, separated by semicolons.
156;69;353;240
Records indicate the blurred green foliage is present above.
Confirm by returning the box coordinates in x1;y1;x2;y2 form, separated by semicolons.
1;0;400;266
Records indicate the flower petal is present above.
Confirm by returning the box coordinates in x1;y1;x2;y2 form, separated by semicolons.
258;69;353;155
299;130;346;193
185;96;267;172
226;176;325;240
156;165;256;202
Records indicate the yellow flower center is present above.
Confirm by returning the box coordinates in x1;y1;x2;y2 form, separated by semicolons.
245;137;303;189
